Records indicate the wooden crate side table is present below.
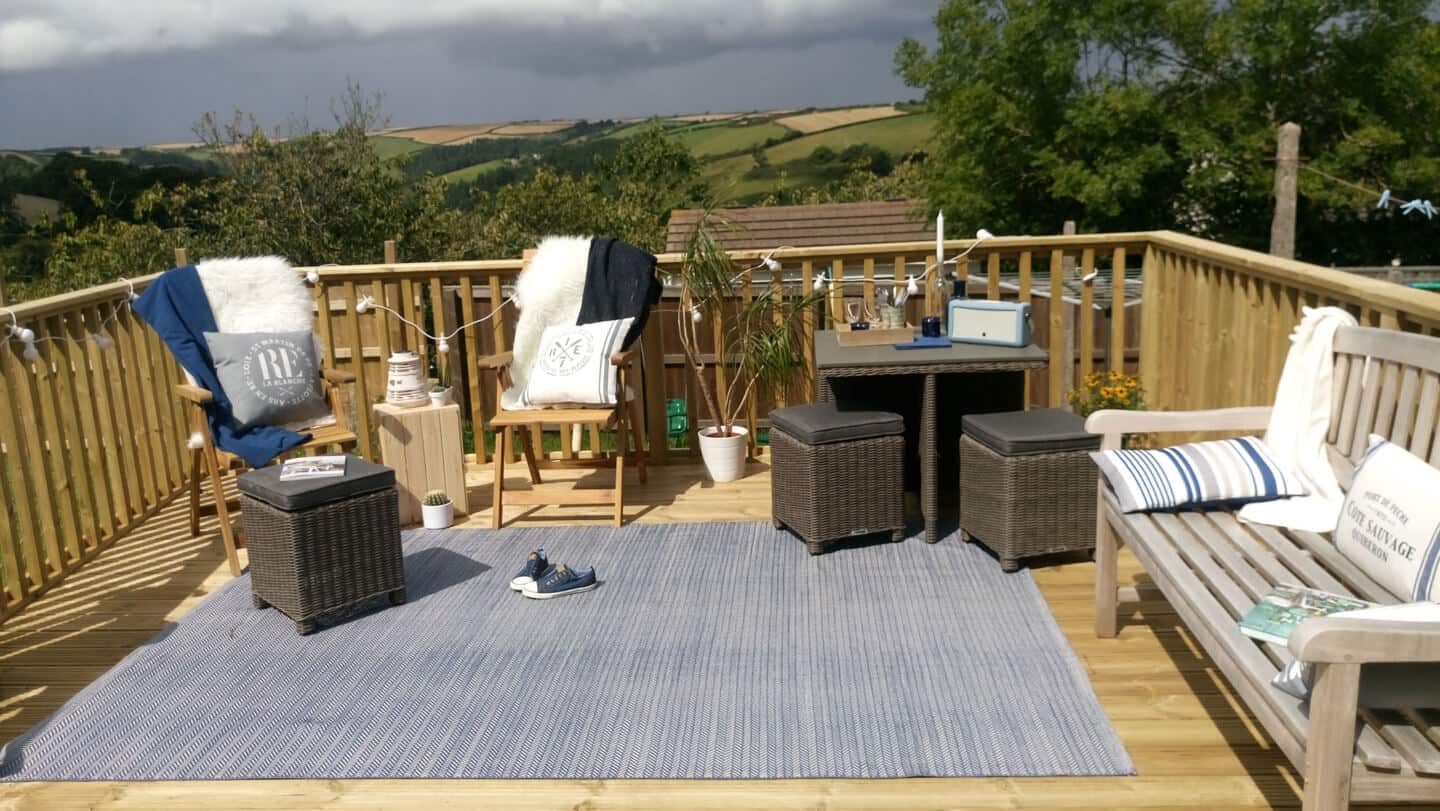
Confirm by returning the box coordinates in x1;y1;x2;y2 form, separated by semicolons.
374;402;469;525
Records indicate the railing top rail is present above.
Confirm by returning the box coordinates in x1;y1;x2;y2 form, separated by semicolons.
1149;231;1440;326
6;230;1439;323
651;232;1156;267
294;258;527;281
1;272;161;321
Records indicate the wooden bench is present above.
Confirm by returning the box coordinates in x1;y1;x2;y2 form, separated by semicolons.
1087;325;1440;811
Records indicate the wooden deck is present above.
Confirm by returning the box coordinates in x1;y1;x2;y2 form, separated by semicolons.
0;453;1380;810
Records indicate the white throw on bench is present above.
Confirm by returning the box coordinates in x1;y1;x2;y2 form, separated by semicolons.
1088;325;1440;811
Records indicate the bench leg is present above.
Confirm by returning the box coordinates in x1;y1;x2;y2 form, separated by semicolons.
1094;485;1119;638
1302;662;1361;811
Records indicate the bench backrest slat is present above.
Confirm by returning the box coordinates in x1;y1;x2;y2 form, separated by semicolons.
1329;326;1440;469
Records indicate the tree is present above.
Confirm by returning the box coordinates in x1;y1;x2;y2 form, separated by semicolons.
896;0;1440;264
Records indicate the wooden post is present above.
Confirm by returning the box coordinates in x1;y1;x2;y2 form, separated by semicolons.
1270;122;1301;260
1061;221;1077;405
173;248;188;266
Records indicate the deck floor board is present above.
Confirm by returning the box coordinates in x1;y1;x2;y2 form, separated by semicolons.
0;453;1349;809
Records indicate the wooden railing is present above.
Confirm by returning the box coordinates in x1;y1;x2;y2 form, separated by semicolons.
3;230;1438;622
0;273;192;622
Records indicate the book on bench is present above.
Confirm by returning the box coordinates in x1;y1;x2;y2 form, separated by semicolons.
1237;584;1374;645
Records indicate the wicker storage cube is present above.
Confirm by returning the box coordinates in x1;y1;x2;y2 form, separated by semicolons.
959;409;1100;572
769;405;906;555
239;458;406;634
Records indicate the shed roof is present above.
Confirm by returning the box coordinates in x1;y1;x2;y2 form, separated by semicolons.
665;199;931;254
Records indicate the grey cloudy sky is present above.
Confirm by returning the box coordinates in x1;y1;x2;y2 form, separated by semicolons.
0;1;935;149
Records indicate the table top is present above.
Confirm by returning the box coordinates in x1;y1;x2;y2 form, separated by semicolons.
814;330;1049;370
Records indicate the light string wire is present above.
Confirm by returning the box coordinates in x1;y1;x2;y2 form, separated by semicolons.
1;278;138;360
811;229;995;295
354;291;518;353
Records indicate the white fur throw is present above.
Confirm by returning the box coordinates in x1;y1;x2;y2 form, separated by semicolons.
193;256;333;431
503;236;591;410
196;256;313;334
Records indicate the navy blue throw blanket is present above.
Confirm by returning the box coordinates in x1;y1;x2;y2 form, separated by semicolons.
132;266;308;468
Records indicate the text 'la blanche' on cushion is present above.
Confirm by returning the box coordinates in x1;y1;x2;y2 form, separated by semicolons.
1091;436;1307;513
204;330;332;431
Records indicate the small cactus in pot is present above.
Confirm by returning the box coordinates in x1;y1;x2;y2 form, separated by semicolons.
420;489;454;529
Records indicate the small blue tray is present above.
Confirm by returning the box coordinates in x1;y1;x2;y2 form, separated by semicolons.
894;336;951;350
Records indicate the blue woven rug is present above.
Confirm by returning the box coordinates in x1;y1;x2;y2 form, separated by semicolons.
1;523;1132;780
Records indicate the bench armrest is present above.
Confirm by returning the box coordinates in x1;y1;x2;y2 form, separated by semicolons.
477;351;514;370
1085;406;1273;449
1290;617;1440;664
321;368;356;385
611;347;638;367
175;384;214;404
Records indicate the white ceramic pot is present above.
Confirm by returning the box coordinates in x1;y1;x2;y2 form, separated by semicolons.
386;351;428;409
697;425;749;482
428;387;454;407
421;500;453;529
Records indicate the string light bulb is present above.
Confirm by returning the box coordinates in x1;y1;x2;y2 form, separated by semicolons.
91;333;114;349
906;276;919;296
813;273;826;291
436;338;450;354
355;295;373;314
21;343;39;361
763;256;780;272
976;228;994;241
690;305;703;323
306;269;320;284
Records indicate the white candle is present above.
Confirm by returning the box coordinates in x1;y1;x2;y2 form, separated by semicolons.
935;210;944;272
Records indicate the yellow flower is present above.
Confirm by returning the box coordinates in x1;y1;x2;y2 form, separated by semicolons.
1108;370;1123;381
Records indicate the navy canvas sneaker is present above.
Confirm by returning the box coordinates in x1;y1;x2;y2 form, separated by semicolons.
509;549;552;591
521;563;597;599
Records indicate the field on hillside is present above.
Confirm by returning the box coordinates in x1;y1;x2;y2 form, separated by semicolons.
673;121;792;157
441;158;507;184
702;112;934;201
776;105;905;134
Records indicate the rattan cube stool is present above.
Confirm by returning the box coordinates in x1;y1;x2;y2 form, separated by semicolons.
239;457;406;634
769;404;905;555
959;409;1100;572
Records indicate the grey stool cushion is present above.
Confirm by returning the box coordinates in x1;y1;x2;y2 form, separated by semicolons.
770;404;903;445
962;408;1099;456
239;456;395;511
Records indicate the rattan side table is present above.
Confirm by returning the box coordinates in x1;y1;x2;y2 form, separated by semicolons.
239;457;406;634
958;409;1100;572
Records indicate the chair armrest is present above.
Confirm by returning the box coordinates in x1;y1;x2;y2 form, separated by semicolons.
1085;406;1272;449
1290;617;1440;664
321;368;356;385
611;347;638;367
477;351;514;370
176;384;214;404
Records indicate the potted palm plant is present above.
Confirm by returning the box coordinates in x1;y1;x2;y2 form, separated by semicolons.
675;213;826;482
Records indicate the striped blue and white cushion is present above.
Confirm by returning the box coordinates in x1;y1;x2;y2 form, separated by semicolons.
1091;437;1307;513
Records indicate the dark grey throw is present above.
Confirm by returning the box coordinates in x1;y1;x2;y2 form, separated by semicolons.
579;236;659;350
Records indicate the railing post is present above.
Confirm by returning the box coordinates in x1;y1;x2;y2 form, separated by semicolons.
1138;243;1162;409
1269;122;1301;260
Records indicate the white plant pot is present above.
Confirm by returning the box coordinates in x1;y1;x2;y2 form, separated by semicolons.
421;501;453;529
428;387;454;407
697;425;749;482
